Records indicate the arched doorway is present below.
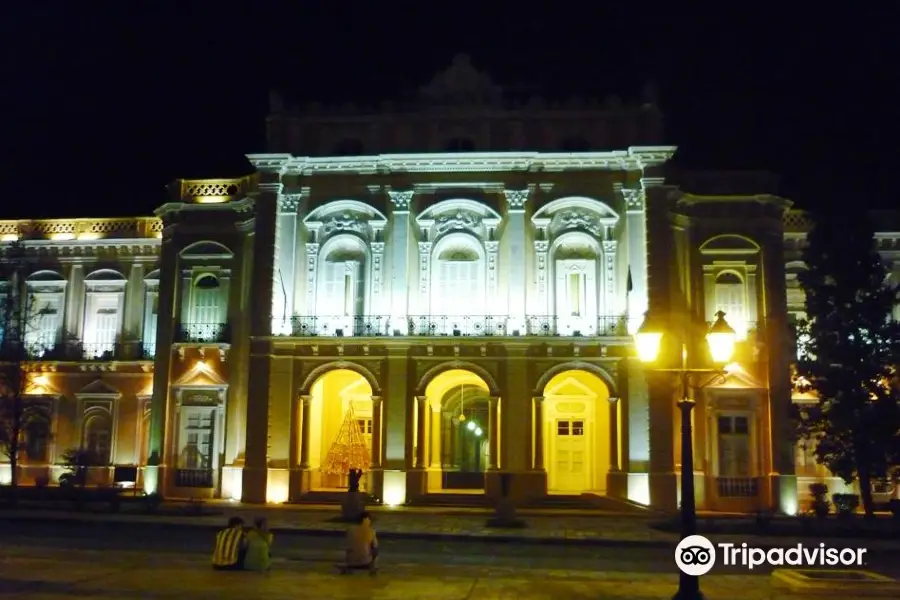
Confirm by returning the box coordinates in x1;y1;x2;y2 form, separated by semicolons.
308;368;374;491
419;368;494;491
542;369;611;494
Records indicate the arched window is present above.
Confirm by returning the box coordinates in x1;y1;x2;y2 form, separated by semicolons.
559;136;591;151
83;270;127;359
83;412;112;465
25;271;67;357
552;234;600;335
445;137;476;152
332;138;365;156
317;237;367;333
432;236;484;317
714;272;747;338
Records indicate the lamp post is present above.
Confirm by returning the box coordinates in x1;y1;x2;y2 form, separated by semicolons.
634;310;737;600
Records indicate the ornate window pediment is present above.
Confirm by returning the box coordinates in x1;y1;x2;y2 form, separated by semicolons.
434;211;482;236
304;200;388;243
532;196;619;242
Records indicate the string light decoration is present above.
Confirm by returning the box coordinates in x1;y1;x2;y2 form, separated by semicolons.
322;404;371;475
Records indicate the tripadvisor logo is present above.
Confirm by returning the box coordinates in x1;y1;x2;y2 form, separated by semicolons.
675;535;867;575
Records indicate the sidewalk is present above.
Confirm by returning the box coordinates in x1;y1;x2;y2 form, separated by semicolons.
2;502;899;551
0;546;776;600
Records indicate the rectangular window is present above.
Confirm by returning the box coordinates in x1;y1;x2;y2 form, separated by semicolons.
557;420;570;436
84;293;121;357
571;420;584;436
568;273;583;316
26;292;63;356
179;408;215;470
143;290;158;358
717;415;751;477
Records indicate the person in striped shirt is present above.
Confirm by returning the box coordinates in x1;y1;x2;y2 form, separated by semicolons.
212;517;248;570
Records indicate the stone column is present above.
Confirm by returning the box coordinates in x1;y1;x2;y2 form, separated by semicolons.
370;396;383;468
299;395;312;468
608;397;620;472
289;395;300;469
388;190;413;325
415;396;428;468
504;189;529;328
429;403;441;468
532;396;545;470
488;396;500;470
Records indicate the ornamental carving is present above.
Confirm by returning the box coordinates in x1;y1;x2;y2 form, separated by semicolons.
504;189;529;210
278;195;300;214
305;243;319;312
552;211;603;237
434;211;482;236
322;213;368;237
418;242;433;295
388;190;414;211
370;242;384;302
622;189;644;212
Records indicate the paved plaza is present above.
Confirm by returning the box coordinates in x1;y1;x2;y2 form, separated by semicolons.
0;546;773;600
2;503;898;551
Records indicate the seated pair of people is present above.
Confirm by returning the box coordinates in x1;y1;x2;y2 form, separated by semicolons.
342;511;379;574
212;516;273;571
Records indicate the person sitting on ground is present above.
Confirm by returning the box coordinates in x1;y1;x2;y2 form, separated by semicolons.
342;511;379;574
243;517;274;572
212;516;248;571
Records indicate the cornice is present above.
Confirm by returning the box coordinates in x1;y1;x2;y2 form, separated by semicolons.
251;146;678;177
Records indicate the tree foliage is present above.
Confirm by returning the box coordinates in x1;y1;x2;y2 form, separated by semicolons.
0;242;53;498
796;211;900;517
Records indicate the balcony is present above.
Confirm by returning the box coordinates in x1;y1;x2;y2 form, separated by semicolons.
176;323;229;344
278;314;633;338
716;477;759;498
174;468;214;488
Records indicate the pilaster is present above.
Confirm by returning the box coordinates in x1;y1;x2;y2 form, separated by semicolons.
383;347;409;471
242;187;279;504
304;242;319;315
273;194;299;334
622;185;647;333
388;190;413;323
147;235;178;495
502;344;529;471
485;240;499;313
504;189;529;326
123;263;145;351
602;240;617;316
370;242;385;315
534;240;549;316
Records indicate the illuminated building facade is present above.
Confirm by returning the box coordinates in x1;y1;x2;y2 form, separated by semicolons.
3;56;891;512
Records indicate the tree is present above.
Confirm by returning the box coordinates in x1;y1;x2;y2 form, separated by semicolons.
796;211;900;518
0;242;53;504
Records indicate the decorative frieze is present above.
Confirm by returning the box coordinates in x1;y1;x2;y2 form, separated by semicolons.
371;242;384;306
321;213;368;238
305;243;319;312
534;240;550;314
602;240;617;313
418;241;433;298
552;210;603;238
485;241;499;310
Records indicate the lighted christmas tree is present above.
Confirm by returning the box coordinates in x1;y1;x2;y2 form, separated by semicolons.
321;405;371;476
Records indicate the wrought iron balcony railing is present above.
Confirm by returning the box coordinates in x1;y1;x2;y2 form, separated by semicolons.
174;468;214;488
277;314;636;338
177;322;229;344
716;476;759;498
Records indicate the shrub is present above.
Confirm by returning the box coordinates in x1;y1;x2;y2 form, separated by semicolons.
832;493;859;518
888;498;900;519
809;483;830;518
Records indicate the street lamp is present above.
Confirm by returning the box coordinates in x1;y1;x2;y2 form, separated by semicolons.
634;310;736;600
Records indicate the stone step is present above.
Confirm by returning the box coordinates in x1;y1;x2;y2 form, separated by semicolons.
408;493;493;508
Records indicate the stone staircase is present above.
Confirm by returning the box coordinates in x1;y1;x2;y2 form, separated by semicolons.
521;493;653;514
407;493;494;508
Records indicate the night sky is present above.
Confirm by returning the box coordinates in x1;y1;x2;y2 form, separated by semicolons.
3;4;898;219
